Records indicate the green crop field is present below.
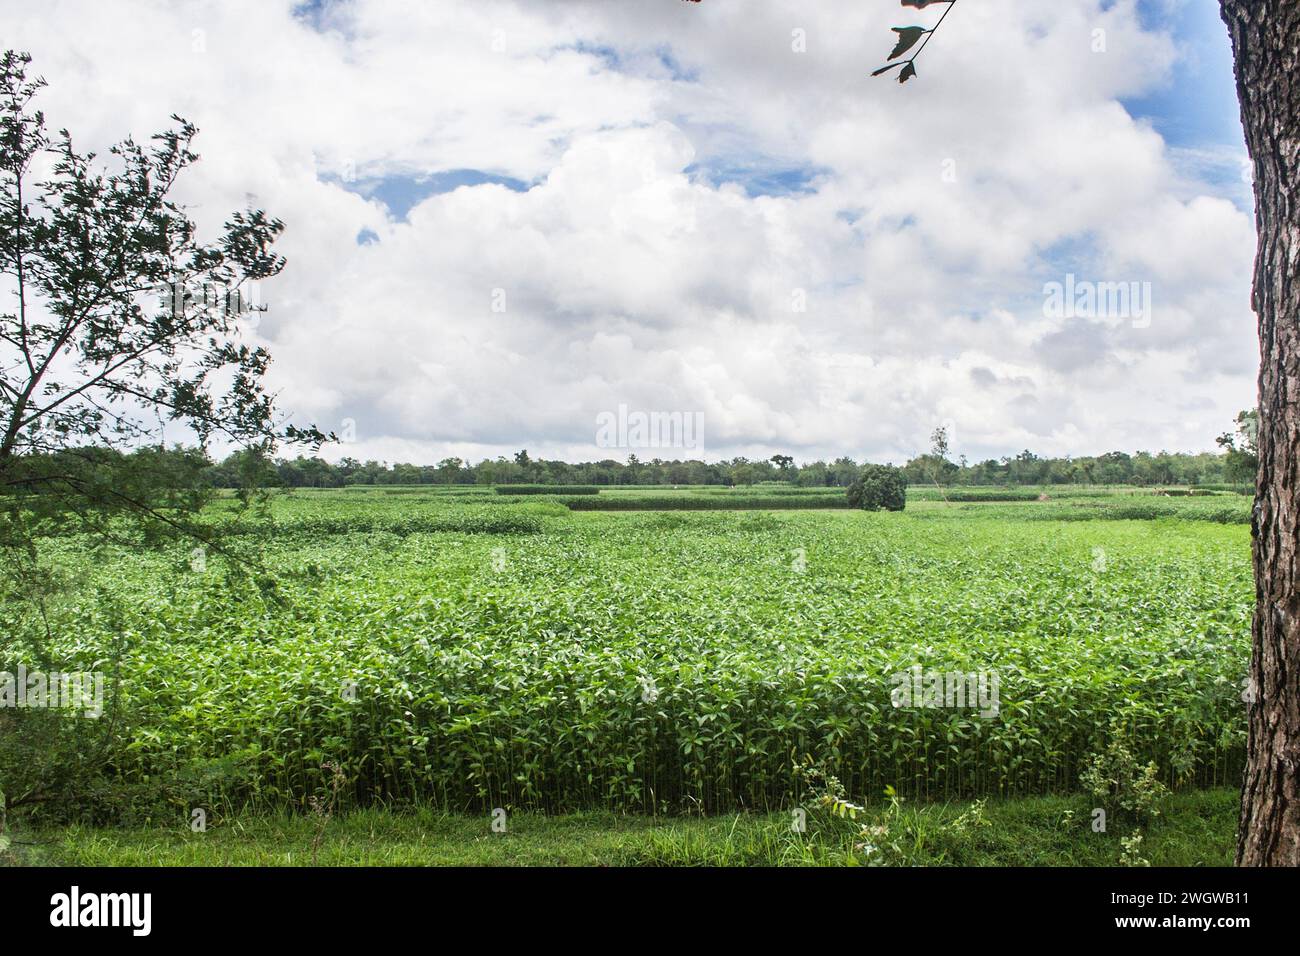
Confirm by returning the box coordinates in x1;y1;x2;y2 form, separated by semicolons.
3;484;1252;868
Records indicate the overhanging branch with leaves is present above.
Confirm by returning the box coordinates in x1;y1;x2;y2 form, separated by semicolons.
872;0;958;84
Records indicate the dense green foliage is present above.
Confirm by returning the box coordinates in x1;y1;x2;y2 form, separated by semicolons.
2;487;1251;825
846;464;907;511
563;493;850;511
21;436;1248;494
192;443;1248;490
495;485;599;496
208;503;557;538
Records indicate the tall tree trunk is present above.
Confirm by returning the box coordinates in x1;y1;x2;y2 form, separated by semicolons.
1222;0;1300;866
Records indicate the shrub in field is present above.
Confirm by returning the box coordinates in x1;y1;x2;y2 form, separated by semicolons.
846;465;907;512
1081;733;1169;819
1081;730;1171;868
798;766;992;867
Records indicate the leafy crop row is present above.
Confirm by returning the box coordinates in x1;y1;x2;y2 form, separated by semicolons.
495;485;600;496
5;501;1251;821
564;495;851;511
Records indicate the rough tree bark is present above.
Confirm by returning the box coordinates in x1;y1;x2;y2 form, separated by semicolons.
1222;0;1300;866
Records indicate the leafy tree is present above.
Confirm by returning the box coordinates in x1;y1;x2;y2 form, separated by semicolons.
0;50;324;818
0;52;324;479
434;457;465;484
1216;409;1259;484
930;426;950;461
846;463;907;512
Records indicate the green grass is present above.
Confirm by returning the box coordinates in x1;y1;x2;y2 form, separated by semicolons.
13;788;1237;866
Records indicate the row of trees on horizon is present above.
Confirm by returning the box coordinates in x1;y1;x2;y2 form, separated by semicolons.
237;447;1253;489
10;414;1257;492
107;435;1230;490
203;411;1257;489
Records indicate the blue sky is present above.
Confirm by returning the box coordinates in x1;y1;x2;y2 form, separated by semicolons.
1124;0;1243;152
343;170;530;226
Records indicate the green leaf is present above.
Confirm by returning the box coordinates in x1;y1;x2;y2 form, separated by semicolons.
889;27;927;60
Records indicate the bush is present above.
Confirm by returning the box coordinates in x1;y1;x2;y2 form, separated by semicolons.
846;465;907;512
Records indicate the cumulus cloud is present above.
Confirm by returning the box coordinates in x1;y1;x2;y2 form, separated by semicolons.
3;0;1257;464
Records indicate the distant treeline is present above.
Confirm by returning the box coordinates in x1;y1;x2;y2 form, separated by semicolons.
201;446;1248;489
5;445;1250;491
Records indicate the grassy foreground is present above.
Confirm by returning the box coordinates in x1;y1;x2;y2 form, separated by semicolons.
12;789;1237;867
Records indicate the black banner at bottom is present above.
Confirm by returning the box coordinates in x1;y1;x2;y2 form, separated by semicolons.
0;865;1291;941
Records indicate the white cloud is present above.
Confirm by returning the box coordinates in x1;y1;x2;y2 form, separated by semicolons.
2;0;1256;464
